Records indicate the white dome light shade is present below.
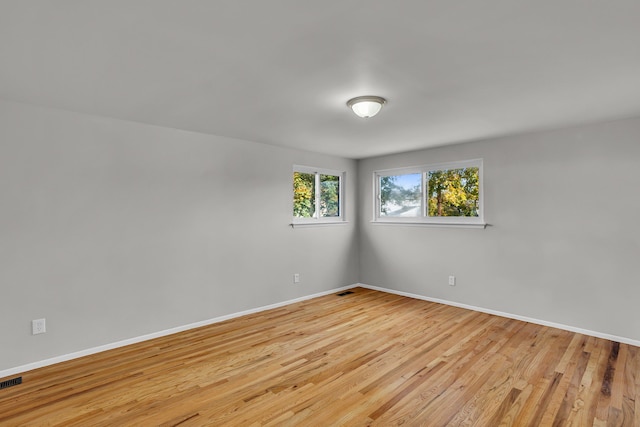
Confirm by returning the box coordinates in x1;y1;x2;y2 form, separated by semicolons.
347;96;386;118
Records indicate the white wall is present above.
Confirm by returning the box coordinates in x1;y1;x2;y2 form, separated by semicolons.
0;100;359;372
358;117;640;342
3;97;639;374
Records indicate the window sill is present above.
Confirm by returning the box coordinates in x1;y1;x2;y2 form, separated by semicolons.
371;220;487;229
290;221;349;228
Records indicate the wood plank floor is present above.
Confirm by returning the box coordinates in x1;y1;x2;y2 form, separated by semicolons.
1;288;638;426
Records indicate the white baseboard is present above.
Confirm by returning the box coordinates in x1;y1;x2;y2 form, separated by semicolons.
357;283;640;348
0;285;357;379
4;283;637;379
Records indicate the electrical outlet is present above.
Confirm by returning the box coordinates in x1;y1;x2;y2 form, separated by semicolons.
293;273;300;284
32;318;46;335
448;276;456;286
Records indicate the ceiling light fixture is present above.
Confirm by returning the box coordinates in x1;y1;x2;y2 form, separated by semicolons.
346;95;386;118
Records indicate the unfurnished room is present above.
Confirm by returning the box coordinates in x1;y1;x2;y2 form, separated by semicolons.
1;1;639;426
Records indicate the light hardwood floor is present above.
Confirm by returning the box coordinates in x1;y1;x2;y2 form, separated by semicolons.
1;288;638;426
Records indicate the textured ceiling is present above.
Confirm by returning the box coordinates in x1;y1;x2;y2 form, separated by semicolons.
2;1;640;159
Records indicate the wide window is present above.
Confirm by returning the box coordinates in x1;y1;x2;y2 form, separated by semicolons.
374;159;484;226
293;166;344;224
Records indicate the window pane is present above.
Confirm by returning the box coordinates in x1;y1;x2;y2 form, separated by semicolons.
380;173;422;217
293;172;315;218
320;174;340;217
427;167;479;217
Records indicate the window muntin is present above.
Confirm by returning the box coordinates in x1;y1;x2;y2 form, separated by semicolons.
293;166;344;223
374;160;483;225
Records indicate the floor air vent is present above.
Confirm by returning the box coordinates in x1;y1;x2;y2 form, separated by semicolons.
337;291;354;296
0;376;22;390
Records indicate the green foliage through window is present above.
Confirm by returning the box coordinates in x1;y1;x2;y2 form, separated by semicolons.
427;167;479;217
293;172;315;218
375;160;483;224
293;168;343;221
320;175;340;217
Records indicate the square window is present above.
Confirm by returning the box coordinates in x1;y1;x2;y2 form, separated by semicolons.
293;166;345;224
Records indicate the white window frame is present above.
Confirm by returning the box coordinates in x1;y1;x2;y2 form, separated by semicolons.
293;165;346;225
373;159;485;227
